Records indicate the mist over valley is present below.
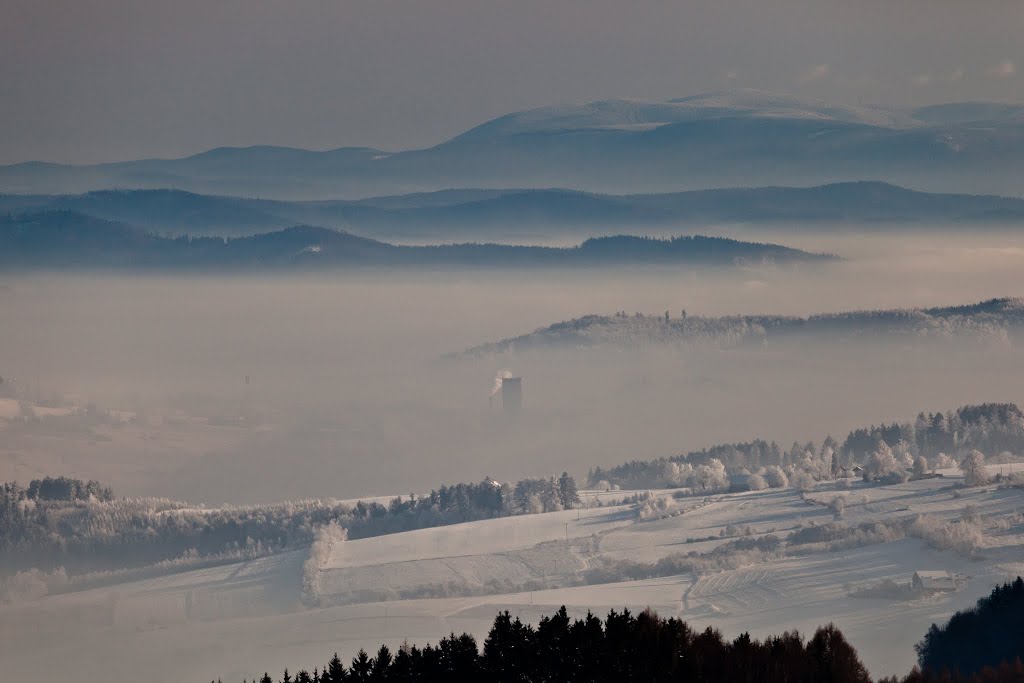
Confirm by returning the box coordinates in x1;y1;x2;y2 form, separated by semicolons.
5;12;1024;680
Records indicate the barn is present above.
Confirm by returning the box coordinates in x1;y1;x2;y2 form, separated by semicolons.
912;570;959;593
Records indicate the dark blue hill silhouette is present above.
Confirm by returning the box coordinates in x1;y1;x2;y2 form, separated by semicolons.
4;181;1024;239
4;91;1024;198
0;211;830;269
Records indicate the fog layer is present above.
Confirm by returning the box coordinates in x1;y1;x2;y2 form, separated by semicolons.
3;230;1024;503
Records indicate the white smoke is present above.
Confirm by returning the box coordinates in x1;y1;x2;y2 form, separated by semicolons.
491;369;514;397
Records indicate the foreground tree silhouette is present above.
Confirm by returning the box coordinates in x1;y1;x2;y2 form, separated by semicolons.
323;654;344;683
348;650;371;682
247;605;880;683
369;645;391;681
239;578;1024;682
915;577;1024;678
807;623;873;683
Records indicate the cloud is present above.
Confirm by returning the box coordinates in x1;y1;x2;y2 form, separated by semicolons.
912;73;932;86
987;60;1016;78
950;67;966;82
797;64;830;84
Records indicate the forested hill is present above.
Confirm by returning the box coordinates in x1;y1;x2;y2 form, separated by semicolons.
3;182;1024;239
455;297;1024;356
587;401;1024;491
0;211;830;269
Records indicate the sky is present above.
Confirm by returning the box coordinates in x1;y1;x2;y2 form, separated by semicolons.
1;0;1023;164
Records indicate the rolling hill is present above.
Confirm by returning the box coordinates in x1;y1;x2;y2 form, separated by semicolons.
3;464;1021;682
0;211;831;270
3;181;1024;241
454;297;1024;356
3;90;1024;199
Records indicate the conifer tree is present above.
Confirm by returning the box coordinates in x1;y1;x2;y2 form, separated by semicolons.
324;653;344;683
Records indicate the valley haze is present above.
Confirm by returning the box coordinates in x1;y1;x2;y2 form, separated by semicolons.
4;20;1024;681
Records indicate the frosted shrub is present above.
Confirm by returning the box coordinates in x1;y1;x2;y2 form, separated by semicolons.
961;504;982;525
763;466;789;489
909;514;984;557
786;520;903;552
721;524;754;538
0;567;68;604
747;473;768;491
791;470;816;492
798;453;829;480
637;492;675;520
991;450;1016;463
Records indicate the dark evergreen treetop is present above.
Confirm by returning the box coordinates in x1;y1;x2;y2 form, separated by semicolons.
915;577;1024;678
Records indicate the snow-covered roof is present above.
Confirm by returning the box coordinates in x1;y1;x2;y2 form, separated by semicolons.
914;570;952;579
913;570;957;590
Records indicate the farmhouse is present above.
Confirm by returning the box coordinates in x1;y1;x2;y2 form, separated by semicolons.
912;570;959;593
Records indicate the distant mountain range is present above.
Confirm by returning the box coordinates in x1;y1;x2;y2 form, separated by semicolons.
3;90;1024;199
4;181;1024;242
454;298;1024;357
0;211;831;270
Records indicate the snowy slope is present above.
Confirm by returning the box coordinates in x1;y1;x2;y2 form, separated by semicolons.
2;469;1022;682
326;506;636;569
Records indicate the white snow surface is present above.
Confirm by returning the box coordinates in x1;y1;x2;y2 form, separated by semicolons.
326;506;635;569
453;89;911;142
2;471;1023;683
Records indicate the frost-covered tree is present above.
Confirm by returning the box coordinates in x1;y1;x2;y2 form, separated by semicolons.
912;456;929;478
959;450;989;487
862;442;907;483
513;478;562;514
894;440;915;469
961;504;981;525
557;472;580;509
821;444;836;479
828;495;846;520
637;492;675;520
763;466;789;489
791;469;816;492
694;459;728;492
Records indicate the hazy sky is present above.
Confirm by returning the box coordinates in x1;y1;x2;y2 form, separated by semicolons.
2;0;1022;164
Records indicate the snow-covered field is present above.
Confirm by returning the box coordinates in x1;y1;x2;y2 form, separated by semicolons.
2;470;1022;683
